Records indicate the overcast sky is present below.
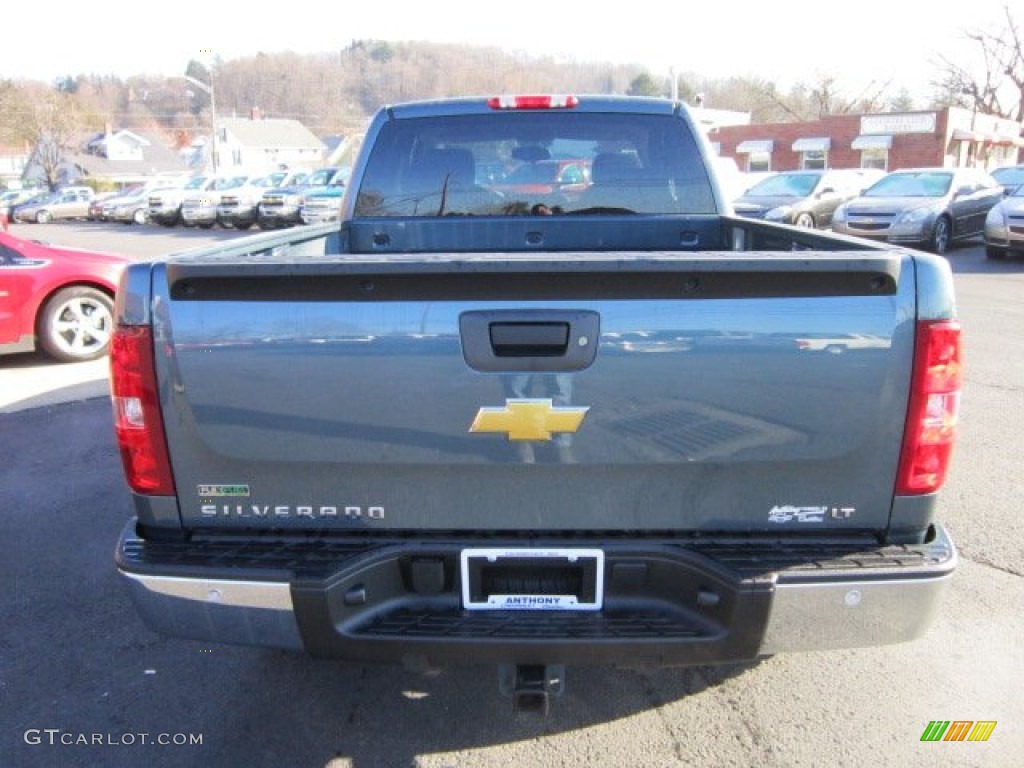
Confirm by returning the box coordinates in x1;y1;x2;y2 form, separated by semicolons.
6;0;1014;105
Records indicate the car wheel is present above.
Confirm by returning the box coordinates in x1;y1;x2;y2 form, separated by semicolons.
985;246;1006;260
36;286;115;362
36;210;52;224
929;217;951;255
794;212;815;228
133;208;148;225
197;221;215;229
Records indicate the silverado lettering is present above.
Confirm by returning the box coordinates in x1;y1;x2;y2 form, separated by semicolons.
199;505;385;519
111;94;960;712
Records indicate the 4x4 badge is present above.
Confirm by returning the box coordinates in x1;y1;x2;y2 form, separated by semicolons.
469;399;589;441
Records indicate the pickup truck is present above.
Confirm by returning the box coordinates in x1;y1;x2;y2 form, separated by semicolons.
257;166;343;229
111;95;961;713
179;175;252;229
299;169;350;224
216;170;305;230
148;175;215;227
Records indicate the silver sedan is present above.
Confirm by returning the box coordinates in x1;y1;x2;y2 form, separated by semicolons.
984;183;1024;260
832;167;1003;254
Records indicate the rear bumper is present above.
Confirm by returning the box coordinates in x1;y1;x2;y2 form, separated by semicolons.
116;522;956;666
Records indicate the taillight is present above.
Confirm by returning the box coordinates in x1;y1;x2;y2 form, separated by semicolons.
488;94;579;110
110;325;175;495
895;320;962;495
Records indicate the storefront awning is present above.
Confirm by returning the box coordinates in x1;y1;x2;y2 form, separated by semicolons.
951;128;984;142
851;134;893;150
792;137;831;152
991;135;1024;147
736;140;774;154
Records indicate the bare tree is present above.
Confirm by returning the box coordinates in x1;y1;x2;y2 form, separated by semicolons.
933;4;1024;121
29;91;84;189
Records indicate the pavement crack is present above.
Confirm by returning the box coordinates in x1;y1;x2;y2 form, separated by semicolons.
959;549;1023;578
964;378;1024;395
636;670;688;763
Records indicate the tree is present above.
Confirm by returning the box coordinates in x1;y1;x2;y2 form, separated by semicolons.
184;59;213;117
0;81;34;145
28;90;84;190
627;73;662;97
932;4;1024;121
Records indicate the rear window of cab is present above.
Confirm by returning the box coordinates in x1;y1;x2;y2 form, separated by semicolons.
354;112;716;217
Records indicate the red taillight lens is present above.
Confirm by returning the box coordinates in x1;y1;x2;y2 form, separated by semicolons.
488;94;579;110
895;321;962;495
110;325;175;495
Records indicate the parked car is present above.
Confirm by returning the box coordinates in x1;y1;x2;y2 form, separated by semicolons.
148;175;214;227
983;182;1024;260
12;187;95;224
732;169;868;229
89;195;115;221
94;185;144;222
831;167;1003;254
180;175;251;228
87;186;139;221
299;168;350;224
2;189;44;224
258;167;342;228
991;164;1024;196
110;184;179;225
217;170;300;230
0;230;130;361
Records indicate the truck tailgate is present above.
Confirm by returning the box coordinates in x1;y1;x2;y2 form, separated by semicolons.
152;252;912;533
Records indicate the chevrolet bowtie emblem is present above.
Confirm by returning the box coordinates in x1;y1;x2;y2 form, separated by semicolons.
469;399;589;441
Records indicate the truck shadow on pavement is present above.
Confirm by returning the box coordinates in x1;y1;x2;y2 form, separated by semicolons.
210;652;763;767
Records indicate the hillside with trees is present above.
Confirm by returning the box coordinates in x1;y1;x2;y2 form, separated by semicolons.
2;16;1021;187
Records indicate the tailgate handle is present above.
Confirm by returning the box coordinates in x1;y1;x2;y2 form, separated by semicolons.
460;310;600;372
489;322;569;357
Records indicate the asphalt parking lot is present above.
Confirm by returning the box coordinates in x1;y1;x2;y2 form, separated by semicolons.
2;222;1022;767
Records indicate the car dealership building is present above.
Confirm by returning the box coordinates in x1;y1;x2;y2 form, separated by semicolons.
711;106;1023;174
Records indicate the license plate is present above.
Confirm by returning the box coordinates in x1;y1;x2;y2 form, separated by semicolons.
460;548;604;611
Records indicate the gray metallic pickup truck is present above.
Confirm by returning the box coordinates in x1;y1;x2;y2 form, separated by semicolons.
111;95;961;712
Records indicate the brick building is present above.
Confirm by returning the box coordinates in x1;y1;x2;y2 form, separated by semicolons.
711;107;1023;174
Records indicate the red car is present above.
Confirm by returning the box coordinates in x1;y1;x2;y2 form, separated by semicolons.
0;231;131;362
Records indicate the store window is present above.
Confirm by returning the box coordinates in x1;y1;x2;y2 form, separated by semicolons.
801;150;827;170
851;135;892;171
860;148;888;170
792;137;830;170
736;140;774;173
747;152;771;172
